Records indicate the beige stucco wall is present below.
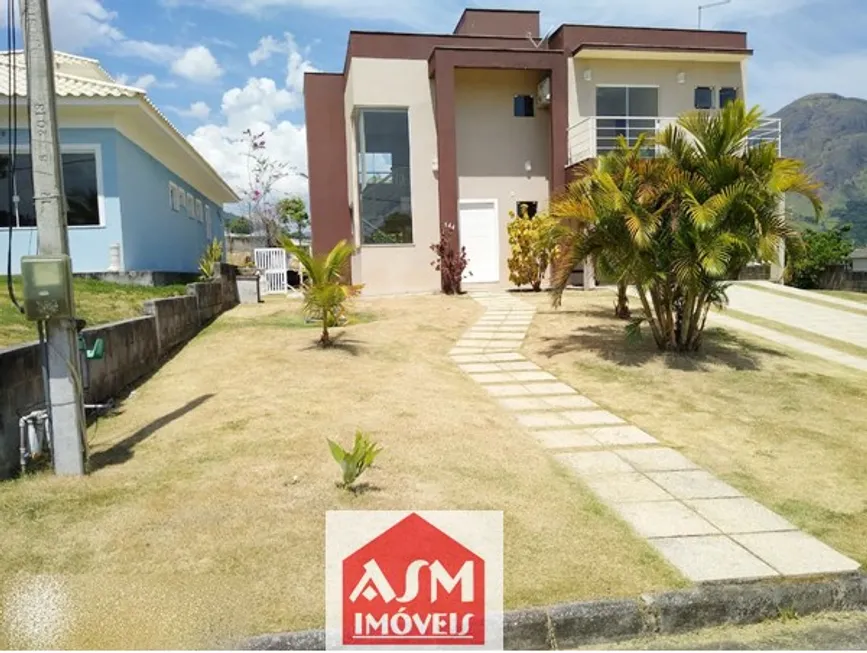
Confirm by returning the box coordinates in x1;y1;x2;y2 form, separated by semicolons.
571;58;745;119
343;57;441;295
455;68;551;287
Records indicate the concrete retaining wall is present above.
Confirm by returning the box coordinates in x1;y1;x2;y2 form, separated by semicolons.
0;265;240;479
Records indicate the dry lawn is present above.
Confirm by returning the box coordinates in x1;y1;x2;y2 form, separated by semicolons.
0;294;682;649
522;290;867;571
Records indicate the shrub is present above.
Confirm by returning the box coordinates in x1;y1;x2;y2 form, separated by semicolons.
430;222;470;294
787;225;855;289
198;238;223;280
328;430;383;489
507;204;559;291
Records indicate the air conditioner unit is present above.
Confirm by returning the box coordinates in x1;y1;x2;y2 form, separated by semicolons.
536;76;551;109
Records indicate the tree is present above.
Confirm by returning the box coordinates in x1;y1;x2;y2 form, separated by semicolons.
227;216;252;235
276;196;309;241
549;100;822;352
239;129;290;246
787;225;855;288
281;237;362;347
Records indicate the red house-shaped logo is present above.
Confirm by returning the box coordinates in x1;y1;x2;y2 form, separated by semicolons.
342;512;485;646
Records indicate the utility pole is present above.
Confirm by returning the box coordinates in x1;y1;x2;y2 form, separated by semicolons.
20;0;87;475
698;0;732;29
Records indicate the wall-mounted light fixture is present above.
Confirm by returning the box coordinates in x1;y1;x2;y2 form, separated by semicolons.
432;157;438;173
583;69;592;82
524;160;532;174
677;72;686;84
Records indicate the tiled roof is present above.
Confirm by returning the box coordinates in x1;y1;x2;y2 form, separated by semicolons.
0;51;142;98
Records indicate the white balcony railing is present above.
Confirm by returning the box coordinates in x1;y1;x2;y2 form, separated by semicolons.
566;116;782;166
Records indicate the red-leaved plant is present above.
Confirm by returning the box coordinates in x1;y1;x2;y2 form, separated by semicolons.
430;222;470;295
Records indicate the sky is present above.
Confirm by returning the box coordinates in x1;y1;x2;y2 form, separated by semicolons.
13;0;867;205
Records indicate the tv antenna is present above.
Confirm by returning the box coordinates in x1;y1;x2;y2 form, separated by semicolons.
527;25;556;49
698;0;731;29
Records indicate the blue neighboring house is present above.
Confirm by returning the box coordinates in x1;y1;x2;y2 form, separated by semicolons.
0;51;239;275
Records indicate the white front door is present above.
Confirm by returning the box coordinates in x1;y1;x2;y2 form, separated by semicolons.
458;200;499;284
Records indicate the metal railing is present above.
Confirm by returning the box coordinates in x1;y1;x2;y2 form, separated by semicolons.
566;116;782;166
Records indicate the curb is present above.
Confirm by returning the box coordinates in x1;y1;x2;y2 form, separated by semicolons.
239;573;867;650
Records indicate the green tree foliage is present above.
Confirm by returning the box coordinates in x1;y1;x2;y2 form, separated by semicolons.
227;216;252;235
276;196;310;241
549;100;822;352
281;237;361;346
787;225;855;289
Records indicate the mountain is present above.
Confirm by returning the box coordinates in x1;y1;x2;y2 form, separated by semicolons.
772;93;867;244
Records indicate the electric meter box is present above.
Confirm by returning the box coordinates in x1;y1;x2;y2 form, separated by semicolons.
20;254;75;321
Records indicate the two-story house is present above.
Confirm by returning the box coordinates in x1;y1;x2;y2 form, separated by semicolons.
304;8;781;295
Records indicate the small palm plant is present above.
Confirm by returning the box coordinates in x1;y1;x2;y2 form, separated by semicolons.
281;237;361;346
328;430;383;489
198;238;224;280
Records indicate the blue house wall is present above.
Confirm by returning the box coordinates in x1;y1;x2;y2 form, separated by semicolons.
0;127;226;276
115;133;225;274
0;127;122;274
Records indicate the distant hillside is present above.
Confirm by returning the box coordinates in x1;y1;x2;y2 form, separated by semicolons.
773;93;867;244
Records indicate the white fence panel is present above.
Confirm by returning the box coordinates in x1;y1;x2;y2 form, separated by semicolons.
254;247;287;295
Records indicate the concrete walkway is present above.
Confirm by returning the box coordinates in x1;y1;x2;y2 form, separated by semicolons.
726;284;867;349
743;280;867;313
451;292;860;584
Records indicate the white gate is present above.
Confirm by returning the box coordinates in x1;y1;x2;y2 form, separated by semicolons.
254;247;288;295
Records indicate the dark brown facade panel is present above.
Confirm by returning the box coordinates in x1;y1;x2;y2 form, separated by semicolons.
304;73;352;263
555;24;748;52
453;8;540;38
574;43;753;56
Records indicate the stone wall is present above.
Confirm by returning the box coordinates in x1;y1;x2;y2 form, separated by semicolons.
820;265;867;293
0;264;240;479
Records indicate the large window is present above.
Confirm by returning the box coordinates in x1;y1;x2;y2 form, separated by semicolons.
595;86;659;155
0;151;100;227
356;109;412;245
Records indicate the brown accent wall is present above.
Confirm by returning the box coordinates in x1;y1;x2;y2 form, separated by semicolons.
429;47;568;253
453;9;540;38
551;24;748;53
304;73;352;259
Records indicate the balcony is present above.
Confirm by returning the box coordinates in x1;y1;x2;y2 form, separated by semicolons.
566;116;782;166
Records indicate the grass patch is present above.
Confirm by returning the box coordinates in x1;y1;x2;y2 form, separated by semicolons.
0;294;683;649
817;289;867;305
0;276;186;348
743;283;867;316
721;307;867;360
523;291;867;576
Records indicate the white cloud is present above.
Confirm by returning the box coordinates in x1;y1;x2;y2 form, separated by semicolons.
175;101;212;120
222;77;297;129
171;45;224;82
47;0;123;51
248;32;319;92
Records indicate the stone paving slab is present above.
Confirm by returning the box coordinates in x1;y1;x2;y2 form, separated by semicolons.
649;535;779;582
647;470;744;500
515;412;572;428
511;371;558;382
483;384;534;397
470;372;515;384
583;473;674;503
562;410;625;426
486;353;525;362
523;382;578;395
686;498;797;534
538;395;598;409
613;501;720;538
497;361;540;372
614;447;700;472
732;531;861;576
532;430;600;449
451;354;491;363
556;451;634;476
584;425;658;446
459;363;501;373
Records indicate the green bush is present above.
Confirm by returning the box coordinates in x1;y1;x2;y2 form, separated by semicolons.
788;225;855;289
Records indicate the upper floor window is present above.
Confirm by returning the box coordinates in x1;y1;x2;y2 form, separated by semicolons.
719;87;738;108
0;151;100;228
694;87;714;110
513;95;534;117
356;108;413;245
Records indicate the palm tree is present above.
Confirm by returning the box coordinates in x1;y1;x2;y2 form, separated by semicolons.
281;238;361;346
549;100;822;352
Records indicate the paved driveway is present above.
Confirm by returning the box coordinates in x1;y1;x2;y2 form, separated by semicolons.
726;284;867;350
